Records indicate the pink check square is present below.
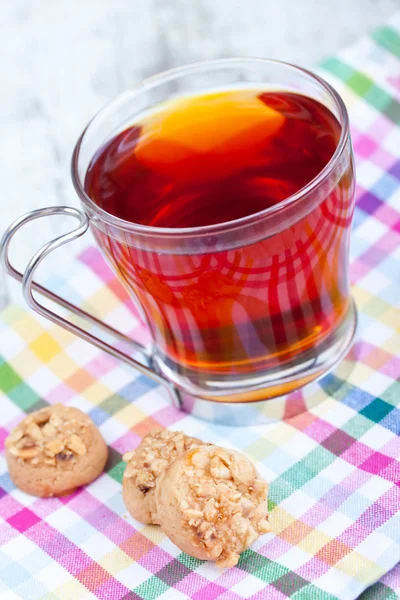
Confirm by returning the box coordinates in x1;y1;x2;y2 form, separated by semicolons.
8;508;41;533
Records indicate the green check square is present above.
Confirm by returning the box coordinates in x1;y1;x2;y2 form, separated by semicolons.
238;550;289;583
268;498;277;512
105;447;123;480
27;399;49;413
281;463;315;491
177;552;204;570
380;382;400;407
342;414;374;438
360;398;393;423
358;581;398;599
277;446;335;502
134;576;169;600
273;572;309;596
292;584;339;599
320;375;353;403
304;446;334;472
321;58;353;81
99;393;130;416
384;99;400;124
270;477;297;504
0;362;22;393
8;382;40;411
364;85;392;111
347;72;372;95
372;26;400;59
107;461;125;484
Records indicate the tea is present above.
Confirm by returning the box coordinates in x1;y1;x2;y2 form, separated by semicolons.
86;90;341;227
85;89;354;394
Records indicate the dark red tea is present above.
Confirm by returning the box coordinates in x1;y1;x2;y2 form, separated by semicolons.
86;90;341;227
85;89;353;397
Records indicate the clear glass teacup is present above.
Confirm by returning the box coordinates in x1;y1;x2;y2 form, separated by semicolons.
1;59;356;424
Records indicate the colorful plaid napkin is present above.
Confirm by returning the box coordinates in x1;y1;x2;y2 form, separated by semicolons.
1;14;400;600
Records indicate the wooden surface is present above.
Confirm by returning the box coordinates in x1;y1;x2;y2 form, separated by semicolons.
1;0;398;305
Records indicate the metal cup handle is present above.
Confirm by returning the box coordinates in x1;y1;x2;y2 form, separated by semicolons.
0;206;181;406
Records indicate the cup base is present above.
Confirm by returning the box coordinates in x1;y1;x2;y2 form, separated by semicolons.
156;299;357;425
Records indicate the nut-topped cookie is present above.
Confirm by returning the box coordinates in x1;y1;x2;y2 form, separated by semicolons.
5;404;108;497
155;444;270;568
122;430;203;524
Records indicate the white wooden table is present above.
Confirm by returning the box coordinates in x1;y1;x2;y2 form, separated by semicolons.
1;0;398;305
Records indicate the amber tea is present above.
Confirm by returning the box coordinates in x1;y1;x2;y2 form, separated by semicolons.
84;89;354;398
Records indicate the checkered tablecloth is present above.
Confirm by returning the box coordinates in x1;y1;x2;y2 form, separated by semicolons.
1;14;400;600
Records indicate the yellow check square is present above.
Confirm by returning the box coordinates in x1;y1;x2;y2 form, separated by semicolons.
29;333;61;363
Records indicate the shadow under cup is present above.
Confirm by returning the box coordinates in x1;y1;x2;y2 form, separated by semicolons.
72;59;357;405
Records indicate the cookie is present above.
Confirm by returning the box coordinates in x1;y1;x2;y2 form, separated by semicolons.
155;444;270;568
5;404;108;497
122;430;203;524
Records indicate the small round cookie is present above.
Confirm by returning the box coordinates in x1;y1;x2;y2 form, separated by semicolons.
5;404;108;497
122;430;203;525
155;444;270;568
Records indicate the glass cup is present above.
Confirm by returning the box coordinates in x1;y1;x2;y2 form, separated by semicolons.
2;59;357;422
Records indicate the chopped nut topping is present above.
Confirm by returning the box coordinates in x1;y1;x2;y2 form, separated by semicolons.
245;525;258;547
26;422;43;441
123;430;203;496
210;456;231;480
42;423;57;438
124;463;138;479
184;508;203;520
122;451;135;463
67;434;86;456
5;429;23;445
5;405;91;466
15;446;40;459
192;451;209;469
194;481;216;498
177;445;270;568
204;498;218;523
136;470;155;490
150;458;168;476
209;544;223;559
175;436;184;454
45;439;64;456
257;518;271;534
49;413;62;428
216;553;239;569
121;431;269;568
31;410;50;425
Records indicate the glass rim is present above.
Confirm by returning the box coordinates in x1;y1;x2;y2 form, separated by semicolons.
71;57;350;237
